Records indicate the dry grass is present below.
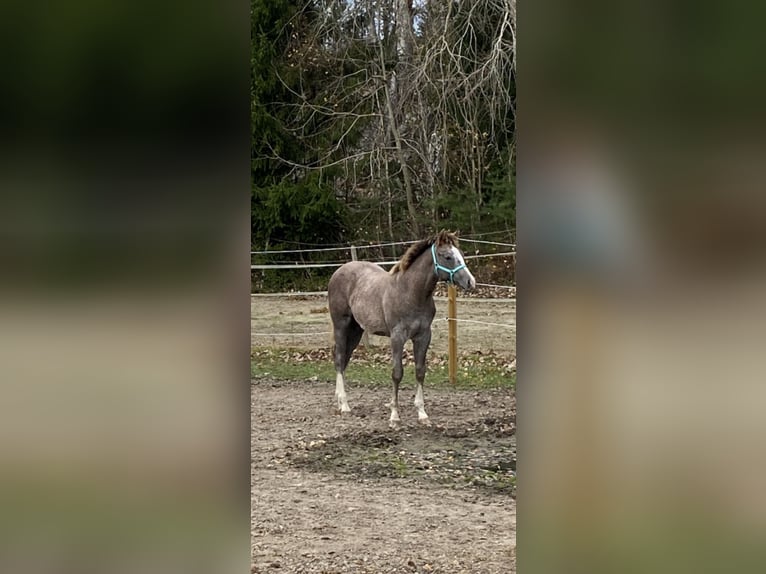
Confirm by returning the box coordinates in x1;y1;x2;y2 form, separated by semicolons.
251;294;516;358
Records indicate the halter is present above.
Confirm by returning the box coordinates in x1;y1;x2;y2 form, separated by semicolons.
431;243;466;284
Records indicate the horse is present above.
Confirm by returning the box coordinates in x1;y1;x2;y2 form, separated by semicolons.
327;231;476;429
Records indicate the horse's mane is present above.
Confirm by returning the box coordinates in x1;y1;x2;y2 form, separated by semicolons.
388;230;459;275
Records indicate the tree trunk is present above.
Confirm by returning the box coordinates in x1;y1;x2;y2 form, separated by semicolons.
384;81;419;235
393;0;418;234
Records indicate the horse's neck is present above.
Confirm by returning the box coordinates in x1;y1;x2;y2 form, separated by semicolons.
397;250;438;301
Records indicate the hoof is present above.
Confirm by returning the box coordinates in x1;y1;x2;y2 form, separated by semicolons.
389;419;402;430
418;417;432;427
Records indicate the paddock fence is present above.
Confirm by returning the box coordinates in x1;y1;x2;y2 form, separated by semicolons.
251;237;515;383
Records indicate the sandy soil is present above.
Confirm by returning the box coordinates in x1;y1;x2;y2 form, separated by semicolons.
251;377;516;573
251;294;516;357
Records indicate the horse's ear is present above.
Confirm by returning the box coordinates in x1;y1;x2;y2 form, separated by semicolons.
437;229;459;247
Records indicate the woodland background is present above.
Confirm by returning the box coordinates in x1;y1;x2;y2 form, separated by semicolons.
252;0;516;290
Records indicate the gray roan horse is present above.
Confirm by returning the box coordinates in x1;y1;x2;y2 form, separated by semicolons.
328;231;476;428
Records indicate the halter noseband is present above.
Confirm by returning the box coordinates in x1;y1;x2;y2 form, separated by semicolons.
431;243;466;284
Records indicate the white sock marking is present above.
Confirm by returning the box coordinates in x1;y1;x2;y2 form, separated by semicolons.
414;384;429;420
335;372;350;412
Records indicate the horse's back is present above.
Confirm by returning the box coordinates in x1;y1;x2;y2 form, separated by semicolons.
329;261;386;291
328;261;390;332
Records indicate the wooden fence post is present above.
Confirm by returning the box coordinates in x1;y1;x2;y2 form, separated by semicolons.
350;245;371;347
448;284;457;384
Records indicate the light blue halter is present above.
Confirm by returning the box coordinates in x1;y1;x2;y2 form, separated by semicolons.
431;243;466;284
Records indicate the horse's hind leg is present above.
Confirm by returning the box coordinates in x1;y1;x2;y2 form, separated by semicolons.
342;318;364;371
388;331;406;429
333;315;362;413
412;330;432;425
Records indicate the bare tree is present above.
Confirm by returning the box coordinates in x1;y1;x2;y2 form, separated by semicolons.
271;0;516;237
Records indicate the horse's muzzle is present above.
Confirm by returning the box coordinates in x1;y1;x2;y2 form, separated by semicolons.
456;270;476;291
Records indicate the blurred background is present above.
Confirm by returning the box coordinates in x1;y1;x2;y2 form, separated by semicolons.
0;1;249;573
522;1;766;572
5;0;766;572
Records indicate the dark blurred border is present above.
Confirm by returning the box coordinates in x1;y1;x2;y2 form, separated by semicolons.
521;2;766;573
0;2;250;573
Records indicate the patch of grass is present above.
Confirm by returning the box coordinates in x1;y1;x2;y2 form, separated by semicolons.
251;346;515;389
461;470;517;495
389;455;411;478
252;356;390;385
295;433;515;496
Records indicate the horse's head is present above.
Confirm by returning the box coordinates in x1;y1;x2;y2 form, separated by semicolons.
431;233;476;291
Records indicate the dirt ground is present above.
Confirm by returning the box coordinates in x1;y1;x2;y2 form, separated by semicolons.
251;291;516;572
251;377;516;573
251;294;516;357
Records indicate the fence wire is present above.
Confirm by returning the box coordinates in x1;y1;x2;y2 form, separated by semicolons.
444;317;515;328
251;251;514;270
251;236;514;256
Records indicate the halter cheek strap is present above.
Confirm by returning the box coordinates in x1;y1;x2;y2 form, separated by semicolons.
431;243;466;284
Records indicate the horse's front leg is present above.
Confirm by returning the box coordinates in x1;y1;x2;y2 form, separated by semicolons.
412;329;432;425
389;332;406;429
